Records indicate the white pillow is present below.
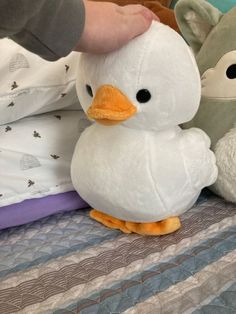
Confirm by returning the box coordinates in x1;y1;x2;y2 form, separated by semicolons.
0;38;82;125
0;110;90;207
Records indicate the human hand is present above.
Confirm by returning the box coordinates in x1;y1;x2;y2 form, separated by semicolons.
75;0;159;53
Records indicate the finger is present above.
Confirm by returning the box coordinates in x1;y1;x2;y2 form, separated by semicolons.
122;12;155;40
120;4;160;21
140;8;160;21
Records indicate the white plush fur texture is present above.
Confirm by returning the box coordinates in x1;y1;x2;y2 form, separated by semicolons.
71;22;218;222
214;126;236;203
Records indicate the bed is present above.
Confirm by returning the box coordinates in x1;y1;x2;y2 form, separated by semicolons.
0;190;235;314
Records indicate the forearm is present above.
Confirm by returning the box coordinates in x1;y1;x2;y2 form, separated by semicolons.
0;0;85;61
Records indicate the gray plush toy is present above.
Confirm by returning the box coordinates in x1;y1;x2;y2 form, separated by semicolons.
175;0;236;203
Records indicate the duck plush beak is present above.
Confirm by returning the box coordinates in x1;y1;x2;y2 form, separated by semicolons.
87;85;137;126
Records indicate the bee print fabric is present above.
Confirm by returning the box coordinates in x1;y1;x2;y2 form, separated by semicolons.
0;38;82;125
0;38;91;207
0;110;91;207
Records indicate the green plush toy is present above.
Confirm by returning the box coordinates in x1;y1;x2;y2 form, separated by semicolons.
175;0;236;203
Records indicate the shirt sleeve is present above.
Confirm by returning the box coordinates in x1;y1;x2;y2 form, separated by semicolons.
0;0;85;61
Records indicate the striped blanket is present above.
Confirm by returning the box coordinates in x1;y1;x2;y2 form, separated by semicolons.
0;191;235;313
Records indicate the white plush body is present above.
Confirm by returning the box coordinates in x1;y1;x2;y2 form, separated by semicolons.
71;22;218;222
214;126;236;203
72;124;216;222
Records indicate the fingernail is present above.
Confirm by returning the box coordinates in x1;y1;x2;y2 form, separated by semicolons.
142;8;160;21
153;14;160;21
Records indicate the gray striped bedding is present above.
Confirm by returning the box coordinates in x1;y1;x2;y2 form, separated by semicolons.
0;190;235;313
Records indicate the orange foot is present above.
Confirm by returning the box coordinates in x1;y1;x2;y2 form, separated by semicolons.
125;217;181;235
90;209;131;233
90;209;181;236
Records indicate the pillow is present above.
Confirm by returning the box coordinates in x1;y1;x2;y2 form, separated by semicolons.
0;38;82;125
0;110;91;207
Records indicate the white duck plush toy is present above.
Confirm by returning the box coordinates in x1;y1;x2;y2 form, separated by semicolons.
71;22;218;236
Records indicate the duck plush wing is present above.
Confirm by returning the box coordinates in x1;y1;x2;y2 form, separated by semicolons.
180;128;218;191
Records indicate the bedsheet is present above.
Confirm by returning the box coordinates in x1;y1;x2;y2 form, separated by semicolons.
0;190;235;313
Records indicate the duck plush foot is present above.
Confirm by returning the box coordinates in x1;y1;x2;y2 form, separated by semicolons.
90;210;181;235
125;218;181;236
90;210;132;233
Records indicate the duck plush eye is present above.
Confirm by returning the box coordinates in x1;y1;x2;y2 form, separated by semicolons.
86;84;93;97
136;89;151;103
226;64;236;79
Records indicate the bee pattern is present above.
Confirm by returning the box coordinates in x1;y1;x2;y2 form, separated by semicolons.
50;154;60;159
11;81;18;90
5;126;12;132
54;115;62;120
61;93;67;98
7;102;15;107
33;131;41;138
65;65;70;72
28;180;35;187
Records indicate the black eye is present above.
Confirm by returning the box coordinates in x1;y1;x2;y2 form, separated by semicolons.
226;64;236;79
86;84;93;97
136;89;151;103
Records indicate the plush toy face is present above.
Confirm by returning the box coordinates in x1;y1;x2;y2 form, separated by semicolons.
76;22;200;132
175;0;236;147
201;51;236;99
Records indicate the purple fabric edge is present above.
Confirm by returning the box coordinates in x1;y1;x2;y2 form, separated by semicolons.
0;191;88;230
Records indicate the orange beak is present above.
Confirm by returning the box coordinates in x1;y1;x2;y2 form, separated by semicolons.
87;85;137;126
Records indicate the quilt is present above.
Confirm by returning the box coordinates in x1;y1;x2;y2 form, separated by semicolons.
0;190;235;313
